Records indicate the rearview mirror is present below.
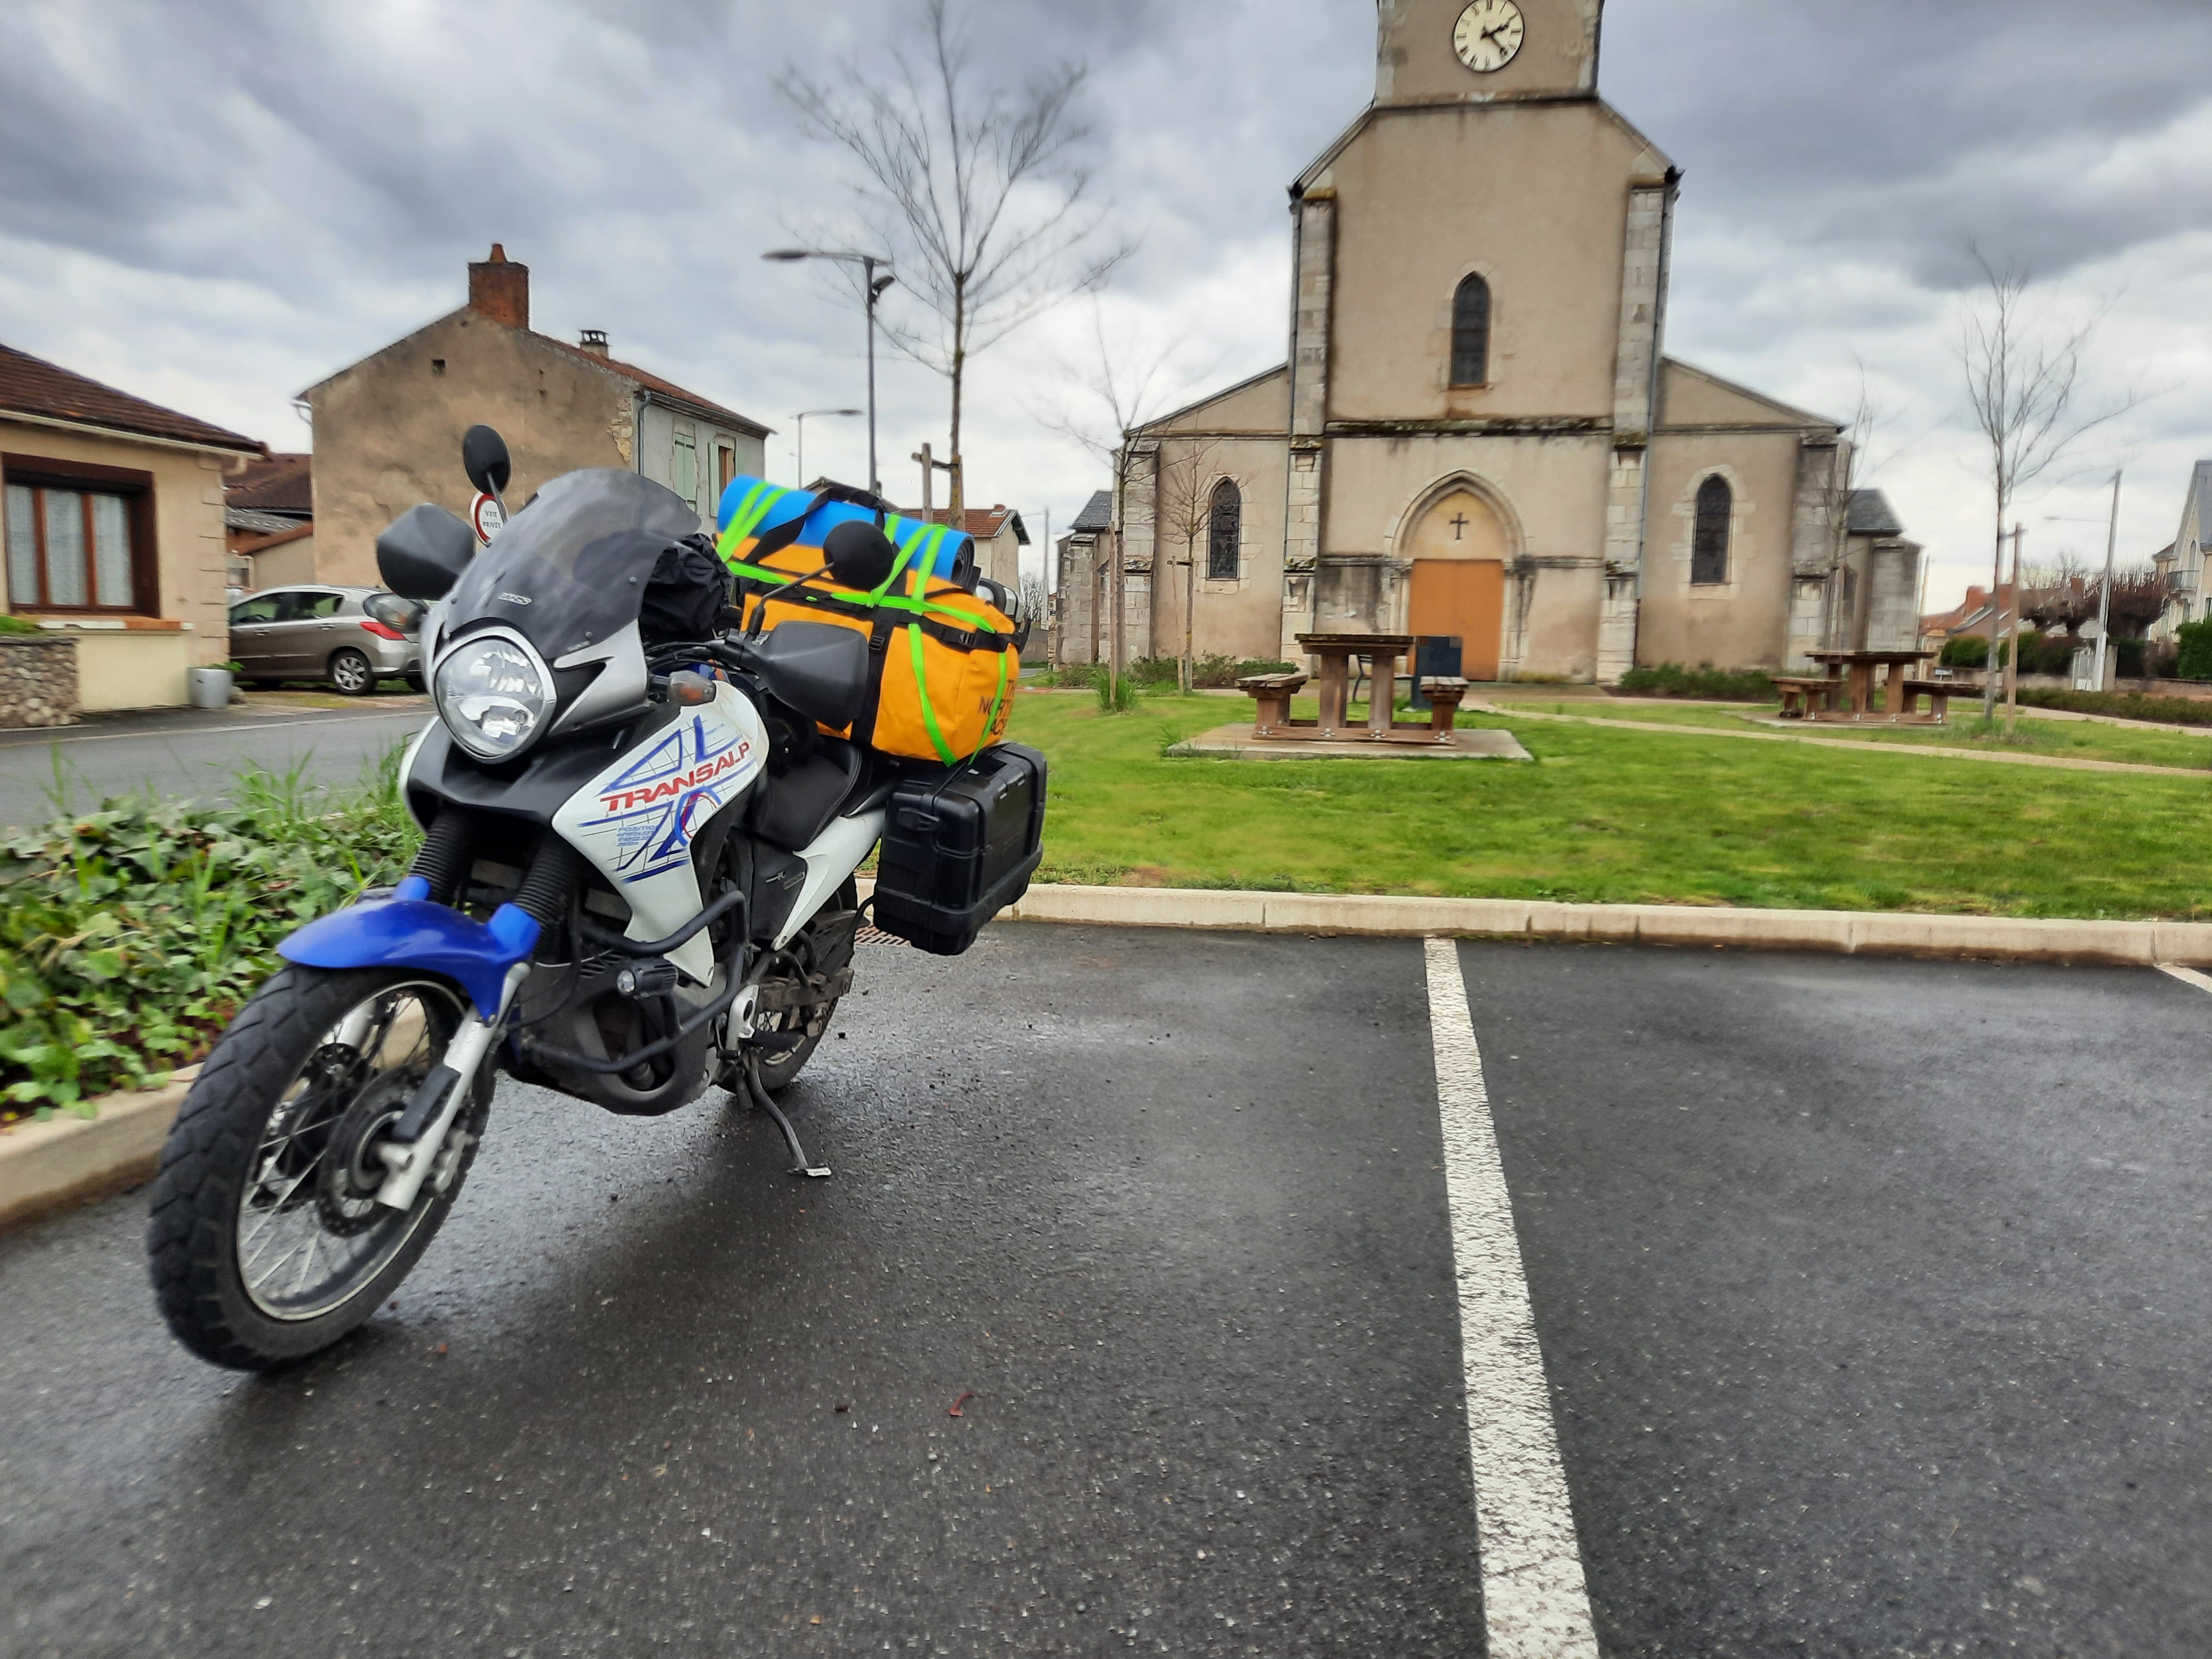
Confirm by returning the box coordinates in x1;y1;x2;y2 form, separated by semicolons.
461;424;512;498
376;503;477;601
738;620;868;731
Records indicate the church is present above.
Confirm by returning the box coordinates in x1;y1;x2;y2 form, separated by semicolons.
1061;0;1921;682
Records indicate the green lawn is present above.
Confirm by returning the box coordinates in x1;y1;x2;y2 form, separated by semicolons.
1489;698;2212;771
1008;690;2212;919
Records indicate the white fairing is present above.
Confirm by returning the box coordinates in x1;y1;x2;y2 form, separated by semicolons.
552;683;768;983
779;808;885;950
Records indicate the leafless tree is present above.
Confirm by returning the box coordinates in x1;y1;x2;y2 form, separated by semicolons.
1151;437;1221;692
2018;555;2096;635
778;0;1131;513
2103;566;2167;640
1956;246;2135;721
1040;303;1201;706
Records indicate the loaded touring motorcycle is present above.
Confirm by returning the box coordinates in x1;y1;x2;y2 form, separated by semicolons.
148;426;1045;1370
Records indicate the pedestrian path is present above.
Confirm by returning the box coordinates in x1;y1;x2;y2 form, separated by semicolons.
1478;702;2210;777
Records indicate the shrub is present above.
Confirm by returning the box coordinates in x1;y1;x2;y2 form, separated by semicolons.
1094;673;1141;713
1942;632;2081;675
2015;688;2212;727
1613;663;1777;702
0;752;418;1119
2174;619;2212;682
0;613;43;637
1046;662;1100;688
1126;656;1182;688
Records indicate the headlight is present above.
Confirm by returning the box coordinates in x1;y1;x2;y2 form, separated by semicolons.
434;634;554;760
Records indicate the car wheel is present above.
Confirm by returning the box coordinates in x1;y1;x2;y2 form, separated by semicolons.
328;649;375;696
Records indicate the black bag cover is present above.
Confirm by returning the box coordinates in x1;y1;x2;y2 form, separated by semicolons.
640;534;728;647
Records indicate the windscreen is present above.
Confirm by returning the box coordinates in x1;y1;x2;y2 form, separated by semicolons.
442;469;700;660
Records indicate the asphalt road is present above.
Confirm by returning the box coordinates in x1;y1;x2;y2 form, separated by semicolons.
0;702;429;829
2;927;2207;1656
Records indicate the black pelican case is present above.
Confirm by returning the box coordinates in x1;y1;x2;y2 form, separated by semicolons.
873;741;1047;955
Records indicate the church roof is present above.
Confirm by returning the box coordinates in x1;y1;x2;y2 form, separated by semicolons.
1070;490;1113;533
1847;489;1906;536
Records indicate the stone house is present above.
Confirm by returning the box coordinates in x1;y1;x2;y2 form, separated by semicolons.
1049;489;1115;666
1088;0;1919;684
892;503;1030;594
302;246;769;587
2;341;263;713
224;451;314;592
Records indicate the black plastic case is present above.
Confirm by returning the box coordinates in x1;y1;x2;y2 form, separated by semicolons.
873;742;1047;955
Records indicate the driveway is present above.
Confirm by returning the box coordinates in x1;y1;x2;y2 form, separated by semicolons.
1;926;2205;1656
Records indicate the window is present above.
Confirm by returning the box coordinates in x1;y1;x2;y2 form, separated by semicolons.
1451;274;1491;387
296;591;345;619
229;594;286;626
1691;474;1731;585
4;467;150;612
672;427;698;507
717;443;737;498
1207;479;1241;580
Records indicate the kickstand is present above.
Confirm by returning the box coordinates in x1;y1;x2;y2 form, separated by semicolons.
744;1056;831;1178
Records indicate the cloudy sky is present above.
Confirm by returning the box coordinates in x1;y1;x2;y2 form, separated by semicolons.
4;0;2208;608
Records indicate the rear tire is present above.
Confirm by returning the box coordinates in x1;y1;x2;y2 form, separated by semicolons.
146;966;490;1370
328;648;374;695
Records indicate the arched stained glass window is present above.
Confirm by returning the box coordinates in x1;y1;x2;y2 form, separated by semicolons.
1207;479;1241;580
1692;475;1731;585
1451;274;1491;387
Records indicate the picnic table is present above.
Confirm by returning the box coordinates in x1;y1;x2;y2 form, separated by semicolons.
1234;635;1472;745
1792;649;1948;724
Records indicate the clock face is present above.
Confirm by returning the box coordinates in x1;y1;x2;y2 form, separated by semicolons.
1453;0;1525;73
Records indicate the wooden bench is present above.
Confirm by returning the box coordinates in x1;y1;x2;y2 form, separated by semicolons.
1771;675;1837;719
1416;676;1470;742
1238;671;1309;738
1895;679;1956;722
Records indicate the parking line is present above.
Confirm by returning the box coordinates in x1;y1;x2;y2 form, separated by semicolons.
2157;963;2212;995
1423;936;1599;1659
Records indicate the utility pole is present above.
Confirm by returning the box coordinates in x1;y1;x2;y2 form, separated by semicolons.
2097;471;2123;691
911;443;953;524
2005;523;2025;735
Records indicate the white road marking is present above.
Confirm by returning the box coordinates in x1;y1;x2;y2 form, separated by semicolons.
0;711;424;750
1424;935;1600;1659
2156;963;2212;995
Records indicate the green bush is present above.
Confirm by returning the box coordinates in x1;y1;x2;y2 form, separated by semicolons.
1042;662;1100;688
1094;673;1141;713
1613;663;1777;702
2015;688;2212;727
1126;656;1183;688
0;613;44;637
2174;619;2212;682
0;752;418;1119
1940;632;2080;675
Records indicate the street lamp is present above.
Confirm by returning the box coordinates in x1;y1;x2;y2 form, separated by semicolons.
2046;470;2124;690
761;248;895;495
790;408;863;489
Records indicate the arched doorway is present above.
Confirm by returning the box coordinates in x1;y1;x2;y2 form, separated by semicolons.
1403;486;1508;680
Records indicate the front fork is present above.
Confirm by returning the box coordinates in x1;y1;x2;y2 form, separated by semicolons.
372;961;528;1211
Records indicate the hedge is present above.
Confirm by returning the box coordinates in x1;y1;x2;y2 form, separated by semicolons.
1613;663;1777;702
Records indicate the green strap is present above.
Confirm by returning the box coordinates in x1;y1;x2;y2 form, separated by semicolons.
907;621;959;765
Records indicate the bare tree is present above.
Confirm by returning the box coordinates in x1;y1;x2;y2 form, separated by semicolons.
1956;246;2134;722
1151;437;1221;692
2103;566;2167;641
778;0;1131;513
2018;554;2096;635
1040;304;1200;707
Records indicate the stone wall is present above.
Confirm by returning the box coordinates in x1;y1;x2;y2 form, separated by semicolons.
0;636;79;728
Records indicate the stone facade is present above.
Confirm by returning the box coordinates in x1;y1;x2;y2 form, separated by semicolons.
0;635;78;728
1079;0;1918;684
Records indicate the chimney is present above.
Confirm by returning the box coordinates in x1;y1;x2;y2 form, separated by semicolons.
467;243;529;331
578;328;610;358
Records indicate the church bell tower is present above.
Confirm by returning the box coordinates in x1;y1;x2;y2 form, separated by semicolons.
1375;0;1604;106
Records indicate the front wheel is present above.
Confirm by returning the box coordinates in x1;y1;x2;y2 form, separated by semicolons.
146;966;491;1370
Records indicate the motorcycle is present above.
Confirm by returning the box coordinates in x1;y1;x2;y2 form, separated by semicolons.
147;426;1042;1370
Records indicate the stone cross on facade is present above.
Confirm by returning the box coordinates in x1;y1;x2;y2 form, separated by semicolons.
1449;512;1469;540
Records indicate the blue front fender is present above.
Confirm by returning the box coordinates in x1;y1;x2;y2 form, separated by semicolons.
277;876;541;1019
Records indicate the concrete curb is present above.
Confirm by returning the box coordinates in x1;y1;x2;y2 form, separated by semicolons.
0;1066;195;1235
997;883;2212;967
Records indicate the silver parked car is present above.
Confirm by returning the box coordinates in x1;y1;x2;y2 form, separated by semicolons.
228;585;422;695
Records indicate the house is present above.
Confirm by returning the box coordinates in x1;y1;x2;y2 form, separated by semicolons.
2;340;263;713
1050;489;1115;666
2149;462;2211;641
1088;0;1919;683
224;451;314;592
302;246;770;587
892;503;1029;593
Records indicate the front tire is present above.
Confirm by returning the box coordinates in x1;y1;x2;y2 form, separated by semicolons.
146;966;490;1370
